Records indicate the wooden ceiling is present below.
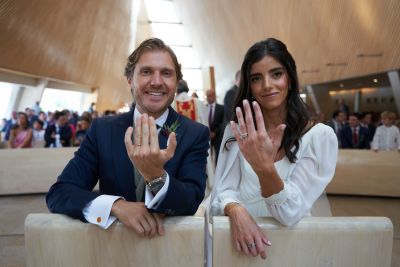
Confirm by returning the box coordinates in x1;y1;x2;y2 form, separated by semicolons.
0;0;399;110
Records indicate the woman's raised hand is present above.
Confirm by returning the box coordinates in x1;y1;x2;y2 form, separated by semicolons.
230;100;286;173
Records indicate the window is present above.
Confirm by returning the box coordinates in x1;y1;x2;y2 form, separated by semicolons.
0;82;13;119
144;0;202;92
40;88;90;114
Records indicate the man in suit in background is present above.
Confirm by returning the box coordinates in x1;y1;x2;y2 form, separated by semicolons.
340;112;370;149
44;110;72;147
206;89;224;163
223;70;240;124
326;110;345;146
46;38;210;238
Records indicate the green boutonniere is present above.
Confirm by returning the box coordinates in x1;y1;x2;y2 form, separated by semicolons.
162;119;180;137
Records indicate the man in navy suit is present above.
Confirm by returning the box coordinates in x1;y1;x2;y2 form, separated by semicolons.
340;113;370;149
46;38;210;238
206;89;224;163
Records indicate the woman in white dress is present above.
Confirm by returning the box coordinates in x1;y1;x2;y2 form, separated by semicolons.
209;38;338;260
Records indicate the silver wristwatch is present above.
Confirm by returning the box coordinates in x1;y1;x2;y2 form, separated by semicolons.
146;172;167;194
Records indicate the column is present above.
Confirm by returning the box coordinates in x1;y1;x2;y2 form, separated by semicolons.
388;70;400;114
305;85;321;114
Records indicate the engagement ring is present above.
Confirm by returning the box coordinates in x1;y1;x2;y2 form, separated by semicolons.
239;132;248;140
247;242;256;249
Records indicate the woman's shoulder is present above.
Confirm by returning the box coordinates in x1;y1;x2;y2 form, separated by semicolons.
300;123;337;146
305;123;335;136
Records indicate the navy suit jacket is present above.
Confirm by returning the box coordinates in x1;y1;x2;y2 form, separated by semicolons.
340;125;370;149
46;107;210;221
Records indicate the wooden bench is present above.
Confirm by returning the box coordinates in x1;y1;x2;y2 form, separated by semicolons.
25;214;205;267
25;214;393;267
0;148;77;195
326;149;400;197
212;216;393;267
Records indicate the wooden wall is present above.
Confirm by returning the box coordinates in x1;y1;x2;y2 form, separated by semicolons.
1;0;400;110
174;0;400;94
0;0;133;111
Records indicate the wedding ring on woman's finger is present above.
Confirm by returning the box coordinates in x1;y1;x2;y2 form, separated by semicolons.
247;242;256;249
239;132;248;140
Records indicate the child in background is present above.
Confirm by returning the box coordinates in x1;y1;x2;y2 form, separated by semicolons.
32;120;45;148
371;111;400;151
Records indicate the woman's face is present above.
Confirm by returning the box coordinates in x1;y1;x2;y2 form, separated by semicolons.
18;114;28;126
249;55;289;114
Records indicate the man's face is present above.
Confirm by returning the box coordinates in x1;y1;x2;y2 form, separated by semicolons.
128;50;177;118
206;90;215;104
337;112;345;123
57;115;67;126
348;115;359;128
363;114;372;124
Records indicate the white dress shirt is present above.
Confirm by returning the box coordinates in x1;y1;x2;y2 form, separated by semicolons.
371;125;400;150
209;123;338;226
82;108;171;229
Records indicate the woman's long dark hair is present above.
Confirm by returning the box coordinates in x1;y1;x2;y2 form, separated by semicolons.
226;38;313;163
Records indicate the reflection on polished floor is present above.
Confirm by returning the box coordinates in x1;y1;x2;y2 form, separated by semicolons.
0;194;399;267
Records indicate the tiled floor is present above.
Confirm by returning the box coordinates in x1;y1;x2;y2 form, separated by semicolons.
0;194;48;267
0;194;399;266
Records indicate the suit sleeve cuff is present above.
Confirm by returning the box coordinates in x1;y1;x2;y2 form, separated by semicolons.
82;195;123;229
145;173;170;209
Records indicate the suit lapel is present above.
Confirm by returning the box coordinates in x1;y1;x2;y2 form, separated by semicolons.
159;107;180;149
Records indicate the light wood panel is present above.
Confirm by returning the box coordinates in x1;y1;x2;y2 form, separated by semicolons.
25;214;205;267
213;216;393;267
0;148;77;195
327;149;400;197
0;0;133;110
174;0;400;95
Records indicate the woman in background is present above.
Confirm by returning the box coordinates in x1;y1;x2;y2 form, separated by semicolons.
8;112;32;148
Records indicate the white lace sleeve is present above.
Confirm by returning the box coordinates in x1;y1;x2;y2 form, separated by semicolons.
263;125;338;226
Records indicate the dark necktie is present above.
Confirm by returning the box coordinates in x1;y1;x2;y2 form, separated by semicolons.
353;127;358;145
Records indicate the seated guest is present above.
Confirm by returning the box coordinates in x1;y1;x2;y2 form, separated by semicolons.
46;38;209;238
8;112;33;149
206;89;224;163
4;111;17;141
371;111;400;151
326;110;345;146
360;112;376;143
44;111;72;147
32;119;45;148
73;116;91;146
209;38;338;259
340;112;370;149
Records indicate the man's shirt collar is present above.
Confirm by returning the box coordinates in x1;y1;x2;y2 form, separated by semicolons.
133;107;169;129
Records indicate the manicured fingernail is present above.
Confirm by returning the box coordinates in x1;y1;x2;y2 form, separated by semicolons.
266;240;272;246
